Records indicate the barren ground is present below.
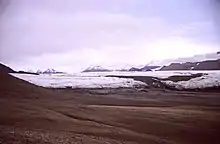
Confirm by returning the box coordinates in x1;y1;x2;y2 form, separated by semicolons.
1;72;220;144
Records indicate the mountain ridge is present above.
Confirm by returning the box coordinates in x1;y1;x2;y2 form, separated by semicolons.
36;69;64;74
160;59;220;71
82;66;112;72
82;65;161;72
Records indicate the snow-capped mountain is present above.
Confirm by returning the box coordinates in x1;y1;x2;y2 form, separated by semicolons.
44;69;57;74
37;70;43;74
37;69;64;74
127;65;160;72
82;66;112;72
82;65;161;72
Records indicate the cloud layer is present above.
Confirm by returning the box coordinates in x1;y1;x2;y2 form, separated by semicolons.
0;0;219;72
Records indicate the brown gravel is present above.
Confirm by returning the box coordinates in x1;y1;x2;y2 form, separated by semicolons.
1;72;220;144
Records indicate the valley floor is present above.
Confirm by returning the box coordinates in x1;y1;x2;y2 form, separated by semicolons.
1;72;220;144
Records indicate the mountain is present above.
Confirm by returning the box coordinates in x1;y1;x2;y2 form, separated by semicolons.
37;70;43;74
129;67;142;72
115;64;144;72
82;66;112;72
128;65;160;72
151;52;220;66
43;69;57;74
193;59;220;70
141;66;161;71
83;65;160;72
0;63;15;73
160;59;220;71
0;63;39;75
37;69;64;74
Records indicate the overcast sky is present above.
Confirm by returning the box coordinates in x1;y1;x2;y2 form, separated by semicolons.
0;0;220;72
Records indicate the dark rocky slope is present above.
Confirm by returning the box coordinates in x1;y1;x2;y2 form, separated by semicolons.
0;63;15;73
0;63;39;75
160;59;220;71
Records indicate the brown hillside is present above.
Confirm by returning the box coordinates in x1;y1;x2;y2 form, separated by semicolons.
1;71;220;144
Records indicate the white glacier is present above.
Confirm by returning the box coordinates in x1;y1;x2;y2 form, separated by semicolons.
10;73;147;88
10;70;220;90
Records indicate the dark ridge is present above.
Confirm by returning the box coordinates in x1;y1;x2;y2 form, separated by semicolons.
106;74;203;85
0;71;55;99
0;63;38;75
17;71;39;75
161;73;205;82
160;59;220;71
0;63;15;73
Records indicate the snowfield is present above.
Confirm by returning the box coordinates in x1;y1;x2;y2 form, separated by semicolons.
10;73;147;88
10;70;220;90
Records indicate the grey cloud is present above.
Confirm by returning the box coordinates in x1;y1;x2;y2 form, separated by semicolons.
0;0;219;71
0;3;171;63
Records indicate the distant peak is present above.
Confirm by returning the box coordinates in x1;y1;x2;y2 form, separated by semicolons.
36;69;64;74
82;65;112;72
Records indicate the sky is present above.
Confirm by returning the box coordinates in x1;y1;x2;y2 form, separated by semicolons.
0;0;220;72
